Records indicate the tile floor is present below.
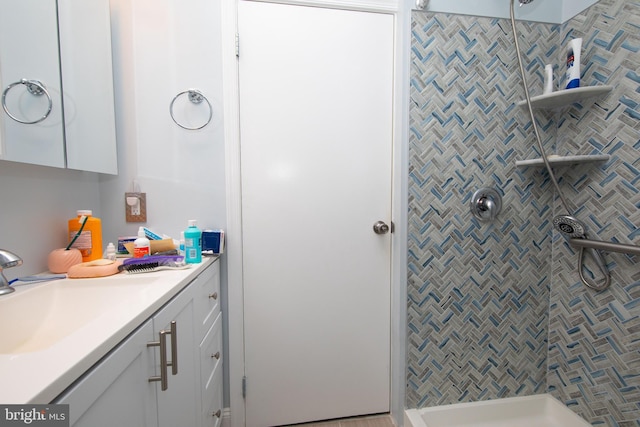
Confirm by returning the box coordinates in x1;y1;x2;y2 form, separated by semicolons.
284;414;395;427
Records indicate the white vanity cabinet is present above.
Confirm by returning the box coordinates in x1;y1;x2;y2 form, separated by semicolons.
0;0;117;174
54;259;222;427
53;320;159;426
195;263;223;427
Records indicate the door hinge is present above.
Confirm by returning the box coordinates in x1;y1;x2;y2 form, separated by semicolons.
235;33;240;57
242;376;247;398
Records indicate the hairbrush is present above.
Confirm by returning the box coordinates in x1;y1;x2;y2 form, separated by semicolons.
118;255;191;274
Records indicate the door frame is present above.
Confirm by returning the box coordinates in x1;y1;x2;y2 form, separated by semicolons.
221;1;411;426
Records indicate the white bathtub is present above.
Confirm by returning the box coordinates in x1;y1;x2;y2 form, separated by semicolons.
404;394;591;427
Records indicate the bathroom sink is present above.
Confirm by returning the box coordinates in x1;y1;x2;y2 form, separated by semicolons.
0;276;158;354
0;259;211;404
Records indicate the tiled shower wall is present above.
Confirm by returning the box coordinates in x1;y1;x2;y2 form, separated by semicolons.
407;12;557;407
549;1;640;426
407;0;640;425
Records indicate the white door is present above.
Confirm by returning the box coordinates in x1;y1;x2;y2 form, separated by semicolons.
238;2;394;426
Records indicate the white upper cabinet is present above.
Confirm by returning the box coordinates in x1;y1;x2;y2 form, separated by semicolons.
0;0;117;174
0;0;65;168
58;0;117;174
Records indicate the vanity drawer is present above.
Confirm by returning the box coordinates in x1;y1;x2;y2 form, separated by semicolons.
192;259;221;338
200;312;223;397
201;360;223;427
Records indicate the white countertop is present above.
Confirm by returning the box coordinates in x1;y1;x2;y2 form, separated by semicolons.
0;258;214;404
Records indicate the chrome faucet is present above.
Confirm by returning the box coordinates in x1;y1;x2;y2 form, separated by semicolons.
0;249;22;295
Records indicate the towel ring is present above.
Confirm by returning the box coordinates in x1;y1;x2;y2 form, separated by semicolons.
169;89;213;130
2;79;53;124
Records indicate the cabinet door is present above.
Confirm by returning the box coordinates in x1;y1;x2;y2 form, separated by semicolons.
0;0;65;168
153;284;200;427
55;321;158;427
57;0;117;174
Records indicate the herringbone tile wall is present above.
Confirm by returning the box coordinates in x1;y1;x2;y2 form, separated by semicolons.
408;1;640;426
548;1;640;426
408;12;557;408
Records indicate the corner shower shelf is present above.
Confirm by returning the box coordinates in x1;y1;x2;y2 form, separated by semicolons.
516;85;614;109
515;154;610;168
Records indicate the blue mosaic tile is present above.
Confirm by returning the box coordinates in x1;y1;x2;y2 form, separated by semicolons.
408;1;640;425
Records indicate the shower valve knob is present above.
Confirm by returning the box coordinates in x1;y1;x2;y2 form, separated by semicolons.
470;188;502;222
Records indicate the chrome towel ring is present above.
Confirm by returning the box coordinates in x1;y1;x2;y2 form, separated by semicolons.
2;79;53;124
169;89;212;130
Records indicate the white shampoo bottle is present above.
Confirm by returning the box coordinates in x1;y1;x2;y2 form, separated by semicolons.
565;38;582;89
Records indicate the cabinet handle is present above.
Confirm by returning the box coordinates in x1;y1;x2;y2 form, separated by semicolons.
167;321;178;375
212;410;221;418
211;351;220;360
147;330;169;391
209;292;218;300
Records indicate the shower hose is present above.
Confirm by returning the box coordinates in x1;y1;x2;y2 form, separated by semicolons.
508;0;611;291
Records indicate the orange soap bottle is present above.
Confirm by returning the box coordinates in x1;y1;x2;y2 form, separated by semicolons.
68;210;103;262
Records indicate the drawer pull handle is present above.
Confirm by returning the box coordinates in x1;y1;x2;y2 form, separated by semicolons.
212;410;221;418
209;292;218;300
211;351;221;360
147;321;178;391
147;330;169;390
168;321;178;375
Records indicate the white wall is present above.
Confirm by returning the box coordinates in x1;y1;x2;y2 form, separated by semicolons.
419;0;599;23
101;0;226;245
0;161;101;278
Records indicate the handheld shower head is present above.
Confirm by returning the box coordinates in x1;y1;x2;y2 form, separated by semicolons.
553;215;587;238
553;215;611;291
519;0;534;5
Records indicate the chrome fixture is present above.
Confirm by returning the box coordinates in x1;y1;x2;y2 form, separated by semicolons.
518;0;534;5
169;88;213;130
568;239;640;257
470;188;502;222
0;249;23;295
373;221;391;235
553;216;610;291
552;215;586;238
2;79;53;125
553;215;640;257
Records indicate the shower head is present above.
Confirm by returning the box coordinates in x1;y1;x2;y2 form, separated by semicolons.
519;0;535;5
553;215;587;238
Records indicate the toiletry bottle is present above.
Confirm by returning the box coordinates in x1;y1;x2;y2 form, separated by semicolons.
179;231;186;257
68;210;102;262
133;227;151;258
105;243;117;261
565;38;582;89
184;220;202;264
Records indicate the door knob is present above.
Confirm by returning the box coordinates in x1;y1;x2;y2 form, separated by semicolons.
373;221;390;235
